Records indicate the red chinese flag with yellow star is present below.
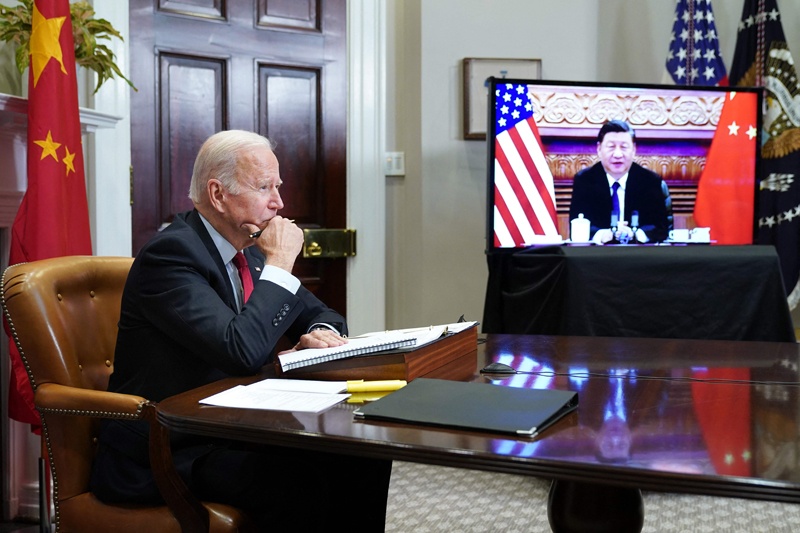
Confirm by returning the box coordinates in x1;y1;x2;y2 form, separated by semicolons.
693;91;759;244
6;0;92;429
691;368;752;477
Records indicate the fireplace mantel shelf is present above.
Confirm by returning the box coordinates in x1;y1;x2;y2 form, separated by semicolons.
0;93;122;132
0;93;122;228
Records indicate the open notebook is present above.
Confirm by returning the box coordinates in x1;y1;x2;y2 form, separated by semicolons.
353;378;578;437
278;321;478;372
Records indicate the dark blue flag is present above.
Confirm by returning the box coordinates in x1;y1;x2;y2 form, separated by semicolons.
730;0;800;311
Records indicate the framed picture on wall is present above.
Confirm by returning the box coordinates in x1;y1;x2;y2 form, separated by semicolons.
463;58;542;140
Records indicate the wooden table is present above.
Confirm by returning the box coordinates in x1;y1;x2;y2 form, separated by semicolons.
155;334;800;532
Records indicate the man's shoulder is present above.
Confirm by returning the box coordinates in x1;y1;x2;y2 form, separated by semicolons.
136;211;207;260
629;162;662;183
145;211;199;241
574;162;604;181
163;210;197;233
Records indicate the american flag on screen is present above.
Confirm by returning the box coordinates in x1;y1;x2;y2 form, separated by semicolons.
665;0;728;86
493;83;558;248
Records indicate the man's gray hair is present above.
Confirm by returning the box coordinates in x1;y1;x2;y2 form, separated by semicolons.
188;130;275;204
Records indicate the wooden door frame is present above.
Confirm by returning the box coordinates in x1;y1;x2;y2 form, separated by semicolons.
346;0;387;334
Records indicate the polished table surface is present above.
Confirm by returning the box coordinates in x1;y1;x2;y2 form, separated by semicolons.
157;334;800;508
483;245;796;342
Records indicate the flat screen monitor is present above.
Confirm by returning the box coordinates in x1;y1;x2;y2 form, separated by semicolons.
486;78;762;250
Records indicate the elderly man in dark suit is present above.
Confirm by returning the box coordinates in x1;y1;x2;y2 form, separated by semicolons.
569;120;672;244
90;130;391;530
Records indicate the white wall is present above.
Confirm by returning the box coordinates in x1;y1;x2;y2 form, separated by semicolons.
88;0;132;257
386;0;800;330
386;0;600;329
597;0;800;84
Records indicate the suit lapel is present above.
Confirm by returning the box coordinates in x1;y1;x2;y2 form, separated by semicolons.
184;209;237;310
593;166;613;211
624;165;642;220
243;247;263;282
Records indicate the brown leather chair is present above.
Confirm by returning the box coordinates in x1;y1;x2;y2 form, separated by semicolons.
2;256;253;532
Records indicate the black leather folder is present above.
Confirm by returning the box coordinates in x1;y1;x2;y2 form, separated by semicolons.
353;378;578;437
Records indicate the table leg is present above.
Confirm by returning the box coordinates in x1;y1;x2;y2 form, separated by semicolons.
547;479;644;533
144;403;211;532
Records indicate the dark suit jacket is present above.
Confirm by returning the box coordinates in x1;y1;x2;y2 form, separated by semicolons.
568;162;672;242
91;209;347;503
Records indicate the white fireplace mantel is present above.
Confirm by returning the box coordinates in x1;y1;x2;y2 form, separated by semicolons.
0;93;122;132
0;92;123;231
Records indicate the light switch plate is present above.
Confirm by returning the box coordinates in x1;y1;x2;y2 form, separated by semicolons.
385;151;405;176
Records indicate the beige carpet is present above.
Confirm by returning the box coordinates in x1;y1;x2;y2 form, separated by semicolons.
385;461;800;532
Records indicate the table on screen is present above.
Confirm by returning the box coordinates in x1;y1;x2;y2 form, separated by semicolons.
483;244;796;342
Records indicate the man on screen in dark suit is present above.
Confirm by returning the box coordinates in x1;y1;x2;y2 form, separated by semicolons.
90;130;391;530
569;120;672;244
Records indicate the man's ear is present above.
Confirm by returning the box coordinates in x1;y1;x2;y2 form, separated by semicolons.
207;179;226;213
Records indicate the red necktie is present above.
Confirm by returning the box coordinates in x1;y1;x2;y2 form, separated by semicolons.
232;252;254;303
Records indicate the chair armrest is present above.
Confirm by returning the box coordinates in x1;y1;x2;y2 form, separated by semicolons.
35;382;148;420
36;383;211;531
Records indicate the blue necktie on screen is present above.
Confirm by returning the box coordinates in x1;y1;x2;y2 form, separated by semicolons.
611;182;621;226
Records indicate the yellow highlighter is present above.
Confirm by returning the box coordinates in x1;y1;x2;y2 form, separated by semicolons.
346;379;407;393
346;391;393;404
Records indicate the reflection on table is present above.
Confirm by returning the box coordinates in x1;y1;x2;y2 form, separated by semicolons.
157;334;800;505
484;352;759;481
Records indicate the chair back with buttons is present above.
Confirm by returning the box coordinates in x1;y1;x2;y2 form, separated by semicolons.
2;256;252;532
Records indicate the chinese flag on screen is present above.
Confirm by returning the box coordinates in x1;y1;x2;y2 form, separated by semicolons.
691;368;752;477
693;92;758;244
5;0;93;431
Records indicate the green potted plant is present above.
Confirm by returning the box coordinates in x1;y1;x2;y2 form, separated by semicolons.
0;0;135;93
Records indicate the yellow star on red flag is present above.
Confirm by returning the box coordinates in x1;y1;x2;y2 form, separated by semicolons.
30;2;68;87
62;146;76;175
33;130;61;162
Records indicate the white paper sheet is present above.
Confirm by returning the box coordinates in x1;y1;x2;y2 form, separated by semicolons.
247;378;347;394
199;380;349;413
352;321;479;345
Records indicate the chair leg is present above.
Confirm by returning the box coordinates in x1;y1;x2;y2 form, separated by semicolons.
38;457;51;533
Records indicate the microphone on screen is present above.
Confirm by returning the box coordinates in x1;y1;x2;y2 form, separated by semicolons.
630;211;640;243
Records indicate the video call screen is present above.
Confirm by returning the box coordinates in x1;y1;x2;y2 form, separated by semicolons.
486;78;762;250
